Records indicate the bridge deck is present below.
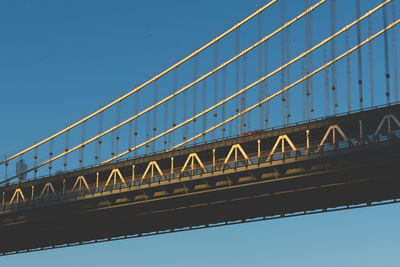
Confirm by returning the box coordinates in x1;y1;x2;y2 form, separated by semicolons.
0;103;399;254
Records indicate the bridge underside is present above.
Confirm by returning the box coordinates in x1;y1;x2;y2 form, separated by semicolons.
0;140;399;254
2;0;400;256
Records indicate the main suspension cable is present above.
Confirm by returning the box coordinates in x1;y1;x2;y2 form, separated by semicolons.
0;0;281;166
2;0;390;183
102;6;395;165
21;1;327;166
170;18;400;151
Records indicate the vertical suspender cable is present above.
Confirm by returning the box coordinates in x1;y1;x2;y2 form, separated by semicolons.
392;0;399;102
144;125;149;153
48;140;53;174
229;112;233;137
172;61;178;147
222;67;227;138
128;119;133;158
116;101;121;156
183;74;188;142
193;54;198;144
304;0;309;119
258;9;263;129
264;38;269;128
1;0;281;168
94;117;99;162
213;35;218;140
4;155;7;181
346;29;352;112
17;156;21;181
83;121;86;166
235;27;240;134
34;143;38;177
112;115;116;156
64;124;69;169
80;121;86;168
134;84;138;157
281;0;286;126
368;15;375;107
145;90;150;152
324;45;330;116
242;51;248;130
383;0;391;104
10;0;346;180
286;23;291;125
309;5;314;118
306;0;314;119
331;0;338;114
182;78;188;144
128;90;133;157
202;78;207;143
356;0;364;109
302;53;306;120
163;82;168;150
98;110;103;162
153;80;158;152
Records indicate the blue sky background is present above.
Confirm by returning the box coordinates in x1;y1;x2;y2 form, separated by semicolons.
0;0;400;265
0;0;398;178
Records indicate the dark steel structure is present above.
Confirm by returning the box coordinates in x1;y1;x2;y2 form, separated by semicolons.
1;104;399;255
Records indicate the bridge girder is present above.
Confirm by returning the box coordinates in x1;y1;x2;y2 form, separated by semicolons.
0;104;399;254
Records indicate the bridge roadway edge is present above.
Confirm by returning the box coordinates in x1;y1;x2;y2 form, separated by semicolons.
2;103;399;192
0;137;399;254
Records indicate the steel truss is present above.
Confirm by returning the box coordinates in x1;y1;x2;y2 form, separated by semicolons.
0;104;399;254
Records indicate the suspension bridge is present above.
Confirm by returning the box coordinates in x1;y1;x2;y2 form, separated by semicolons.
0;0;399;255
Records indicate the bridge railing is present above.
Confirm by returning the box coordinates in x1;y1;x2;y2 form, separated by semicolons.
3;101;397;189
2;129;399;214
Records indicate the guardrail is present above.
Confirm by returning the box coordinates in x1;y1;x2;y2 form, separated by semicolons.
2;130;399;214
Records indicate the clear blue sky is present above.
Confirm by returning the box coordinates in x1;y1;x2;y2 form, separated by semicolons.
0;0;400;266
